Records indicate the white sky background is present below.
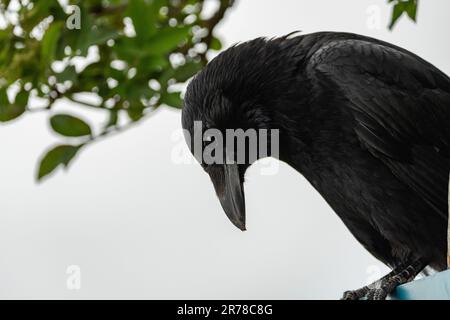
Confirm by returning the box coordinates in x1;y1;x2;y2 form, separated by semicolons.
0;0;449;299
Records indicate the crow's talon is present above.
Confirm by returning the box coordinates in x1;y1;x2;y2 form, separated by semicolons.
341;287;369;300
341;291;358;300
342;286;391;300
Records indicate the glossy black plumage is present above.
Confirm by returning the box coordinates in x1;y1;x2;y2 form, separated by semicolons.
182;32;450;288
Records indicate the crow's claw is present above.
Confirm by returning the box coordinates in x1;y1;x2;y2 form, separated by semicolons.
341;287;369;300
341;259;426;300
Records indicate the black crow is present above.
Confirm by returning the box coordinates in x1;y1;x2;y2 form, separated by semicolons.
181;32;450;300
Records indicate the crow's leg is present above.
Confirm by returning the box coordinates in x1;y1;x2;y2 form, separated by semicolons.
341;259;426;300
366;259;426;300
341;268;398;300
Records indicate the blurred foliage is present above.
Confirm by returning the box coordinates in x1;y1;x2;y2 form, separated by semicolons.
0;0;233;180
388;0;418;30
0;0;419;181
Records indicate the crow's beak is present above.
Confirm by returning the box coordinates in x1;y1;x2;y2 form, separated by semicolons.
209;163;246;231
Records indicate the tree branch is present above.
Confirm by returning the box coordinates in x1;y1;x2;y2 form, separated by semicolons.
90;2;128;16
199;0;235;63
67;96;106;110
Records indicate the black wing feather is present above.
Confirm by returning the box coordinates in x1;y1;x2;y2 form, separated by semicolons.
306;37;450;220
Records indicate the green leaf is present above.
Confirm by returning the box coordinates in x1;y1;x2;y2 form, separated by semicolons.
127;84;155;101
50;114;92;137
22;1;51;32
15;90;29;107
127;102;145;121
115;37;154;61
37;144;81;181
127;0;157;41
41;21;63;68
56;65;77;83
0;88;28;122
173;61;202;82
74;6;119;56
389;3;404;30
74;7;94;56
405;1;417;21
210;37;222;51
90;28;120;46
160;91;183;109
141;55;169;72
144;26;190;55
105;109;119;128
389;0;418;30
77;27;119;56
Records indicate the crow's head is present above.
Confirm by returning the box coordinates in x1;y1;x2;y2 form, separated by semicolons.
182;36;304;231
